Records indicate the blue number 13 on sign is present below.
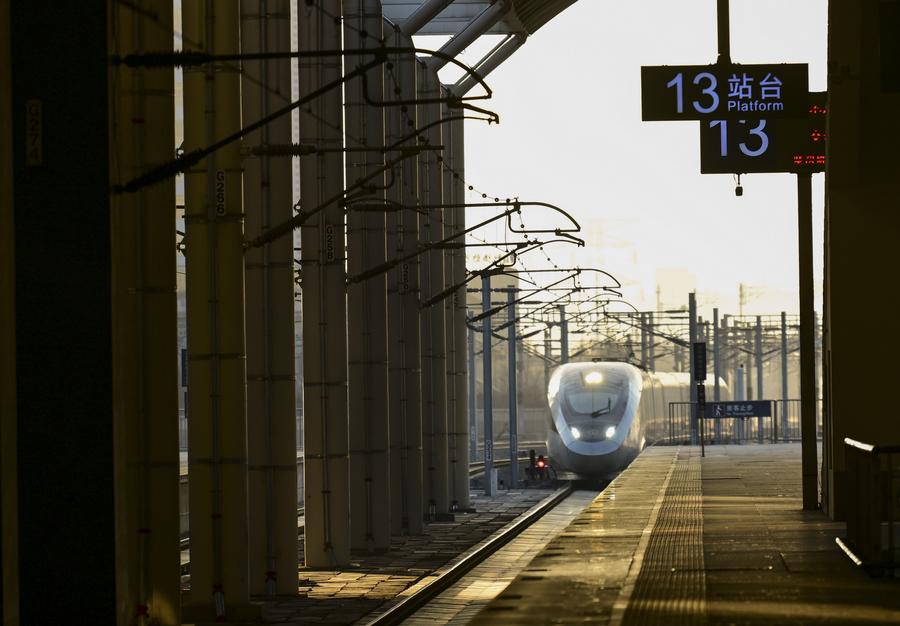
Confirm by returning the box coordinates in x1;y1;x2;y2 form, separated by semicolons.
709;120;770;157
667;72;720;115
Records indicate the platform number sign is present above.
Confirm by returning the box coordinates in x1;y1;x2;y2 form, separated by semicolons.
700;92;827;174
641;64;809;121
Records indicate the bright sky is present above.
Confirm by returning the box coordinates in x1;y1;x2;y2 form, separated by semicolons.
436;0;827;320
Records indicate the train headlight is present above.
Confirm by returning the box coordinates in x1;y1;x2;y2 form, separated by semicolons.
605;426;616;439
570;426;581;440
584;371;603;385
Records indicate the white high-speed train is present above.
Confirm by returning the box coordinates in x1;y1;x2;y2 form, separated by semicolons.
546;361;726;479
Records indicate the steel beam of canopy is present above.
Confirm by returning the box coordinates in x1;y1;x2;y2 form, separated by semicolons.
385;26;424;535
110;1;181;622
401;0;455;35
451;32;526;97
425;0;510;73
345;0;391;553
183;0;254;619
383;0;577;36
241;0;297;594
298;0;351;566
418;63;450;518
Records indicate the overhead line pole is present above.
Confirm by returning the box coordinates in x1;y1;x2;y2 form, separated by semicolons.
481;275;495;495
798;173;818;510
468;313;477;464
689;292;698;444
781;311;789;442
507;289;518;489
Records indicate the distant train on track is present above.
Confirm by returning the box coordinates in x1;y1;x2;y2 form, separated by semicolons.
546;361;728;479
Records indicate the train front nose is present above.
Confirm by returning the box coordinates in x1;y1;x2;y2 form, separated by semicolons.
546;363;643;478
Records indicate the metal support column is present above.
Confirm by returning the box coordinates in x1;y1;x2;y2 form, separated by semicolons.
722;315;730;388
507;290;518;489
345;0;390;552
797;172;818;509
468;314;477;464
755;315;764;399
781;311;789;441
713;308;721;442
648;312;656;371
688;292;698;443
559;305;569;364
385;32;424;535
481;275;495;496
418;64;449;517
712;310;721;401
0;5;14;619
814;311;821;429
242;0;297;592
640;312;648;369
717;0;731;64
183;0;253;616
110;1;181;621
298;0;351;565
756;315;764;442
448;112;470;510
9;5;117;622
544;328;552;389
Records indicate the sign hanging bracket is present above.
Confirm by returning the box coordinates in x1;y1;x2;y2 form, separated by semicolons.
717;0;731;65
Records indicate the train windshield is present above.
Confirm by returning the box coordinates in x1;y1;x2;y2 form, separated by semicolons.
554;363;640;442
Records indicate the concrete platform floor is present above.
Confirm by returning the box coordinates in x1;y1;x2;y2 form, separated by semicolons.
400;489;602;626
470;444;900;626
244;487;559;625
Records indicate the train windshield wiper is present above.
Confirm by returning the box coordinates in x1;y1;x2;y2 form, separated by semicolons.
591;398;612;418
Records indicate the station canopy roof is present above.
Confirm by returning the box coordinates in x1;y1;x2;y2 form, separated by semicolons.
382;0;577;36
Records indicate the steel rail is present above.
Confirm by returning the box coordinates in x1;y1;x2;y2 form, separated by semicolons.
361;483;573;626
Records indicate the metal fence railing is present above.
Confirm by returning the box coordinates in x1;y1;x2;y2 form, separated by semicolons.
775;400;824;442
837;438;900;576
667;402;775;445
665;400;823;445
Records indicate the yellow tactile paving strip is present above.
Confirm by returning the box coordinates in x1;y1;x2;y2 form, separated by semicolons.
470;447;679;625
470;444;900;626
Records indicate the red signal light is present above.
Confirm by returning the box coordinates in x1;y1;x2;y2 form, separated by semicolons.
537;456;546;469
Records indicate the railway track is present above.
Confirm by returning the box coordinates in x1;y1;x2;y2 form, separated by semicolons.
179;444;549;576
361;483;573;626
